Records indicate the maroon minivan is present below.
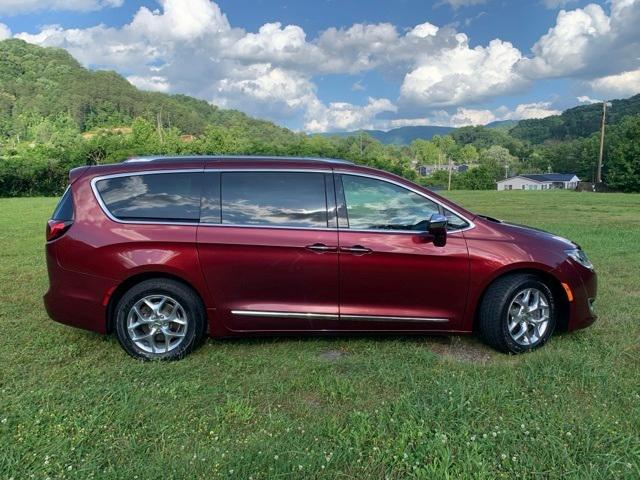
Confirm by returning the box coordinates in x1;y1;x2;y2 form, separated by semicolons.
44;156;597;360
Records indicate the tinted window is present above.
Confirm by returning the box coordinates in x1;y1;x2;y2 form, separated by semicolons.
221;172;328;228
96;172;202;222
200;172;221;223
52;186;73;221
444;209;470;230
341;175;440;231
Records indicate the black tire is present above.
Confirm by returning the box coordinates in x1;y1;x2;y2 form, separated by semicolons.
478;274;556;354
114;278;206;360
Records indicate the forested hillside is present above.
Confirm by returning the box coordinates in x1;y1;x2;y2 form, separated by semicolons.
510;95;640;144
1;39;638;195
0;39;294;143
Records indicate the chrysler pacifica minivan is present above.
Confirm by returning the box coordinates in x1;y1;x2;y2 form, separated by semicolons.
44;156;597;360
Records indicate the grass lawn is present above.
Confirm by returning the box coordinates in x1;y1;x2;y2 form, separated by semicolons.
0;190;638;479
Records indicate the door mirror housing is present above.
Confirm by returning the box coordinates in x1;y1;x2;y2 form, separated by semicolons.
428;213;448;247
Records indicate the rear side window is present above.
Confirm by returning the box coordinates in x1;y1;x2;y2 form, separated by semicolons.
95;172;202;222
51;186;74;221
221;172;328;228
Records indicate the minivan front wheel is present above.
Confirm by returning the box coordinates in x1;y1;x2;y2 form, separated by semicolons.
478;274;556;353
114;278;206;360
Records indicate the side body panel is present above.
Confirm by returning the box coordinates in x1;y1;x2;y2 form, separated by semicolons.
326;230;470;331
44;163;212;334
197;226;339;331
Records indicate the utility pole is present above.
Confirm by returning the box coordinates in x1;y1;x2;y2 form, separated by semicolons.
504;163;509;179
447;157;453;191
597;100;607;184
157;107;164;143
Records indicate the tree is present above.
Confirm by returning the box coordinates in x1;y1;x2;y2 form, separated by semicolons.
605;115;640;192
479;145;517;180
410;139;441;165
456;144;479;164
454;166;496;190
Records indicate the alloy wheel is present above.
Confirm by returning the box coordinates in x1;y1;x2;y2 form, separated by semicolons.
507;287;550;346
126;295;188;354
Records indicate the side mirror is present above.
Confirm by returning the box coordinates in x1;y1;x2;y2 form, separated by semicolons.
428;213;448;247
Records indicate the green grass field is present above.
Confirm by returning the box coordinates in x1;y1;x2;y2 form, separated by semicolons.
1;191;638;479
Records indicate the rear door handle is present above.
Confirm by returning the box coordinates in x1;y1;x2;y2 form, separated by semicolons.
305;243;337;253
340;245;372;255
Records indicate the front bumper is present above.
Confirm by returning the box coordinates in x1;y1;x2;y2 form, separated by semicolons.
553;259;597;331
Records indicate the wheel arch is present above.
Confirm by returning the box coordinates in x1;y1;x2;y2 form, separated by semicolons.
471;267;570;333
105;272;208;334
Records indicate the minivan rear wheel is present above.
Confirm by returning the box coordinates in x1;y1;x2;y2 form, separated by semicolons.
478;274;556;353
114;278;206;360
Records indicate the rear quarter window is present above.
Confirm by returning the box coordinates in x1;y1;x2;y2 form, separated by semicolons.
51;186;74;221
95;172;202;222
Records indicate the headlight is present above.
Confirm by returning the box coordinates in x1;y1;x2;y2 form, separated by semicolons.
566;248;594;270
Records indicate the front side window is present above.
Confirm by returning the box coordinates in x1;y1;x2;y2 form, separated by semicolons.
95;172;202;222
444;208;469;230
340;175;440;231
221;172;328;228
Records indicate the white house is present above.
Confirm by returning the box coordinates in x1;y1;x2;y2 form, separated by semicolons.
497;173;580;191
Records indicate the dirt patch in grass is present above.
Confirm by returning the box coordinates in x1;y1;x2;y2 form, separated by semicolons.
318;348;349;361
425;336;493;363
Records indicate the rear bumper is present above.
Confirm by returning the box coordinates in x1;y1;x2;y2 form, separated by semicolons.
44;247;113;334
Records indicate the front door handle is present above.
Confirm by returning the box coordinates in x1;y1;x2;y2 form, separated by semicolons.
340;245;372;255
305;243;337;253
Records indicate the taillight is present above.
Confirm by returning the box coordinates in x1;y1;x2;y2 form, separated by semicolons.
46;219;73;241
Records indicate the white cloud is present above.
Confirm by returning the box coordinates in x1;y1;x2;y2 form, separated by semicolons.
449;108;497;126
130;0;230;41
305;97;397;133
407;22;439;38
400;36;526;108
0;22;11;40
377;102;560;129
521;4;611;78
127;75;171;92
211;65;318;120
587;69;640;98
521;0;640;79
0;0;122;15
577;95;601;104
502;102;561;120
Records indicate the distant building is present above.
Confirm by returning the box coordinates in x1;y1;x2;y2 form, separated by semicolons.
496;173;580;191
417;164;470;176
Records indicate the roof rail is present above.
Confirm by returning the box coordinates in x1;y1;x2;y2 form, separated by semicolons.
122;155;354;165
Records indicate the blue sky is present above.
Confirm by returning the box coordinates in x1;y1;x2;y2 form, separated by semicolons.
1;0;639;132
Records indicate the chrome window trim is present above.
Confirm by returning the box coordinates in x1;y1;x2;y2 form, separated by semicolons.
335;170;475;234
91;168;334;227
91;169;205;226
90;167;475;234
231;309;448;323
199;223;338;232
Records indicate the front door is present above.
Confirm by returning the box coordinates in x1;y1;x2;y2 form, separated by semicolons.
197;170;339;332
317;173;470;331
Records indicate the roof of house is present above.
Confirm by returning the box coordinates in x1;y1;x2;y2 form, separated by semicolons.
497;173;578;183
